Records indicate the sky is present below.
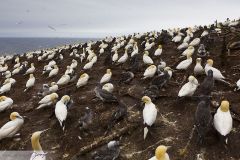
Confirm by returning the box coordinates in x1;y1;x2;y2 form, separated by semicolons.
0;0;239;38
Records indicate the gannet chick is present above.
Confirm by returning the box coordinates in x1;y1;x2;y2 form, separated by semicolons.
117;49;128;64
176;52;192;70
204;59;226;82
24;74;35;92
91;140;120;160
197;44;207;57
119;71;134;84
25;63;35;75
55;95;71;131
178;75;198;97
198;70;214;95
0;112;24;140
151;69;170;89
189;38;200;46
0;96;13;112
100;69;112;84
154;45;162;56
94;85;118;102
37;93;59;109
48;65;59;78
49;82;58;93
102;83;114;93
57;74;70;86
214;100;232;144
30;129;49;160
149;145;170;160
142;96;157;140
78;107;93;131
0;79;12;94
76;73;89;88
143;51;154;65
182;46;195;56
194;58;204;75
143;65;157;79
195;96;212;144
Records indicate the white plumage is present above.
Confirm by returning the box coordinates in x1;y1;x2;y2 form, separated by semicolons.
37;93;58;109
0;96;13;112
189;38;200;46
24;74;35;92
143;51;154;65
57;74;70;85
154;45;163;56
100;69;112;84
117;50;128;64
194;58;204;75
205;59;225;81
176;53;192;70
76;73;89;88
178;76;198;97
48;65;59;78
143;65;157;79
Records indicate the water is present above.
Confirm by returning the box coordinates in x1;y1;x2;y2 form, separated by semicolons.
0;37;99;55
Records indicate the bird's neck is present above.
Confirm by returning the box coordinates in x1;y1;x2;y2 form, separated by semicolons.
32;138;42;152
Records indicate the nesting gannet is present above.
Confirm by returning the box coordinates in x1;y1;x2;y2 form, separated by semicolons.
149;145;170;160
4;71;11;79
76;73;89;88
189;38;200;46
183;34;190;43
176;52;192;70
204;59;226;82
201;30;209;37
182;46;195;56
48;65;59;78
12;66;21;75
112;51;119;63
0;79;12;94
24;74;35;92
142;96;157;140
102;83;114;93
143;65;157;79
0;64;8;72
143;51;154;65
177;42;188;50
214;100;232;144
0;96;13;112
94;85;118;102
172;33;182;43
57;74;70;86
37;93;59;109
145;41;155;51
55;95;71;131
195;96;212;144
151;69;170;89
197;44;207;57
178;75;198;97
65;66;74;75
119;71;134;84
154;45;163;56
194;58;204;75
117;49;128;64
0;112;24;140
70;59;78;69
30;129;48;160
131;42;139;57
83;61;94;70
4;77;16;86
49;82;58;93
25;63;35;75
100;69;112;84
198;70;214;95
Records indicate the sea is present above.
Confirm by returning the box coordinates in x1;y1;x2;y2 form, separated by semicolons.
0;37;99;55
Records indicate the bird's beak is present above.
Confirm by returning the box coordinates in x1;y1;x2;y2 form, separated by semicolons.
17;115;24;119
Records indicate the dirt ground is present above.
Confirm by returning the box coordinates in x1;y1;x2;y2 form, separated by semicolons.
0;23;240;160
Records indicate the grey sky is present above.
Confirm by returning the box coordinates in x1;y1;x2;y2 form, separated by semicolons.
0;0;239;38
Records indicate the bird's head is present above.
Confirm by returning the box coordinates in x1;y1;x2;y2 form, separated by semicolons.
142;96;151;104
61;95;71;104
144;51;149;55
50;82;56;86
158;45;162;49
31;129;49;151
80;73;88;78
10;112;22;120
188;75;196;83
31;63;34;67
207;59;213;66
0;96;7;102
155;145;168;159
50;93;59;101
196;58;202;63
106;69;111;74
220;100;230;112
149;65;156;69
30;74;34;78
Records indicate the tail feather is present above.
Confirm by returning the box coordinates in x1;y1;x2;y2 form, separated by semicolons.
144;127;148;140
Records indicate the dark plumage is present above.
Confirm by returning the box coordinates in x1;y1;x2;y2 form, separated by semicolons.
94;85;118;103
198;70;214;95
79;107;93;131
197;44;207;57
143;85;159;101
119;71;134;84
150;70;170;89
195;96;212;144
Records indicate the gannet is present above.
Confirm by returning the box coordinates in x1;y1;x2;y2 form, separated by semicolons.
143;51;154;65
0;96;13;112
76;73;89;88
142;96;157;140
24;74;35;92
30;129;49;160
189;38;200;46
83;61;94;70
117;50;128;64
0;112;24;140
112;51;119;63
143;65;157;79
214;100;232;144
178;75;198;97
149;145;170;160
64;66;73;75
102;83;114;93
94;85;118;102
25;63;35;75
198;70;214;95
55;95;71;131
177;42;188;50
176;52;192;70
100;69;112;84
12;66;21;75
204;59;226;82
0;64;8;72
154;45;163;56
119;71;134;84
49;82;58;93
182;46;195;56
201;30;209;37
172;33;182;43
194;58;204;75
70;59;78;69
48;65;59;78
57;74;70;86
37;93;59;109
0;79;12;94
131;42;139;57
183;34;190;43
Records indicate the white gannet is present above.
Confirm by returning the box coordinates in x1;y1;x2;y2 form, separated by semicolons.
100;69;112;84
177;42;188;50
25;63;35;75
131;42;139;57
178;75;198;97
102;83;114;93
24;74;35;92
0;64;8;72
182;46;195;56
30;129;49;160
189;38;200;46
0;112;24;140
145;41;155;51
112;51;119;63
70;59;78;69
83;61;94;70
214;100;232;144
183;34;190;43
201;30;209;37
0;96;13;112
76;73;89;88
55;95;71;131
143;51;154;65
49;82;58;93
176;52;192;70
235;79;240;91
172;33;182;43
154;45;163;56
64;66;73;75
12;66;21;75
143;65;157;79
0;79;12;94
117;49;128;64
48;65;59;78
37;93;59;109
57;74;70;86
149;145;170;160
204;59;226;82
194;58;204;75
142;96;157;140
